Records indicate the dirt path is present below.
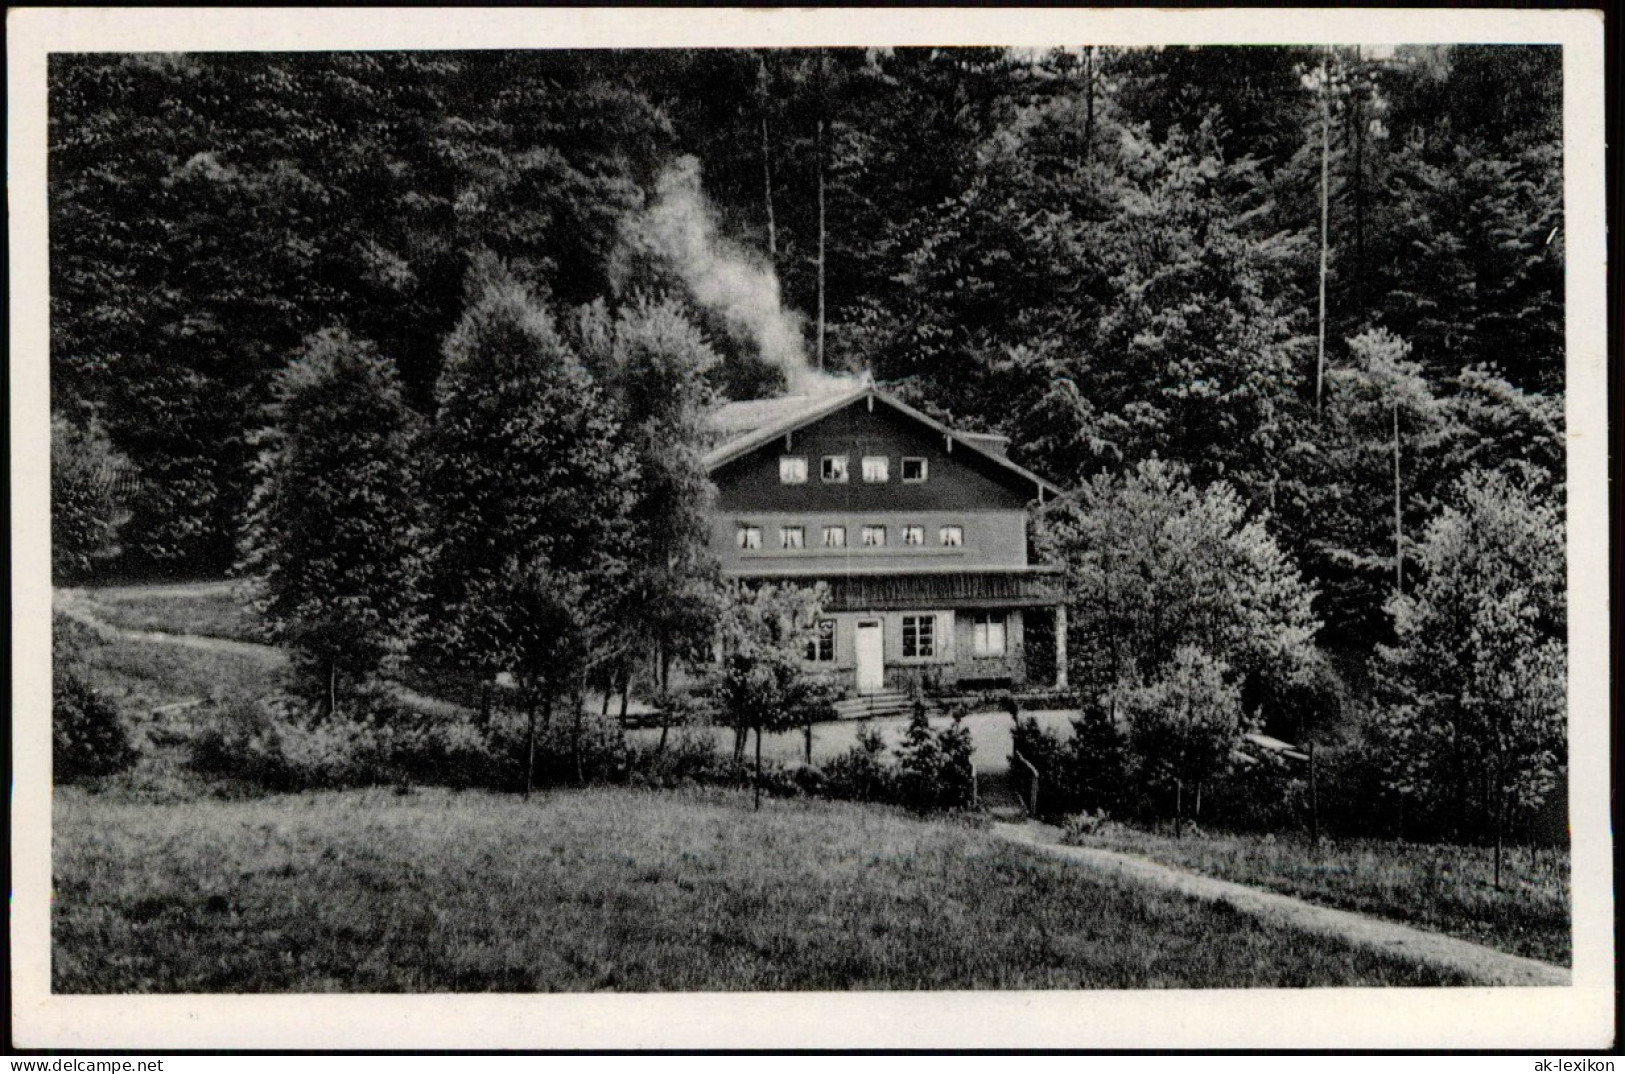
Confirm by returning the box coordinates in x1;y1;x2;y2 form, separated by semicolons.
54;588;288;667
992;822;1571;987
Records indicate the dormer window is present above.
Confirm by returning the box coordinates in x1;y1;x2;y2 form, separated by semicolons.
779;456;808;484
902;457;928;483
736;526;762;550
821;455;849;483
862;456;889;483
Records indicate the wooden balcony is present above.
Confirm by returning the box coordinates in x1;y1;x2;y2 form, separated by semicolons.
724;565;1063;611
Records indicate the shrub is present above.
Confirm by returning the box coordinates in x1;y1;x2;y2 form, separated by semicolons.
1010;707;1128;821
1060;809;1116;844
54;667;136;781
823;727;893;802
627;728;737;789
893;705;976;812
1201;748;1303;831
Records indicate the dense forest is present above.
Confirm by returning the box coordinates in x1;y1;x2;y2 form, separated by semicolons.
50;46;1566;842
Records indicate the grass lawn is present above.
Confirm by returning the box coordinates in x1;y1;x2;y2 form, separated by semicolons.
70;581;265;643
53;785;1472;992
1070;825;1570;966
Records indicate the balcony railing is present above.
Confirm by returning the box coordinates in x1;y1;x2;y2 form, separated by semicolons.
726;566;1063;610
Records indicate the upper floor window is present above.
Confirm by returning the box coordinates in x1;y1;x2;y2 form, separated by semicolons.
902;615;936;658
736;525;762;550
821;455;849;483
779;456;808;484
939;525;964;547
806;619;836;663
861;525;887;547
821;525;847;548
971;612;1007;657
902;525;925;546
902;457;928;483
862;456;889;483
780;526;804;550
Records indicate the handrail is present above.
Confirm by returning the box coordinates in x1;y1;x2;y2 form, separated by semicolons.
1012;750;1040;817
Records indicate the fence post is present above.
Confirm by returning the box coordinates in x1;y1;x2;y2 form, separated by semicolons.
1014;751;1040;818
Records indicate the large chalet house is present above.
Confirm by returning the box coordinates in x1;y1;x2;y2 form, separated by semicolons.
705;380;1067;697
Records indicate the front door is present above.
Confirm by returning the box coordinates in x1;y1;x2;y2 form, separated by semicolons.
855;620;884;695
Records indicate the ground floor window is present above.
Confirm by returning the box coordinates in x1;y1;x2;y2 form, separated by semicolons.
971;611;1006;657
902;614;936;658
806;619;836;662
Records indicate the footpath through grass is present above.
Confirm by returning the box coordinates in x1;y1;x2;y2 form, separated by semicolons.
1069;825;1570;966
53;786;1473;992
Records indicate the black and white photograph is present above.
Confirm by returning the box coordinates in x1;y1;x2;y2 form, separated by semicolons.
8;6;1612;1052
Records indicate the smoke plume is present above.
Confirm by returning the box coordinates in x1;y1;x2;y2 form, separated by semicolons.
637;156;850;396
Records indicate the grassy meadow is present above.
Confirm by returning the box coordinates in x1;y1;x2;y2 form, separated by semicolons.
53;785;1474;992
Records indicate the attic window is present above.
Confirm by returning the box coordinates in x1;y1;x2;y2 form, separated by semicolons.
902;457;928;482
779;456;808;484
821;455;849;483
862;456;889;483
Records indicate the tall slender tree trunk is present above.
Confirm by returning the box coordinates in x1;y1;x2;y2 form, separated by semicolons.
1315;49;1332;416
572;673;587;787
1351;45;1367;319
815;50;828;373
761;112;778;264
323;655;338;720
754;725;764;811
758;57;778;264
523;691;541;799
1393;402;1404;593
1083;46;1096;169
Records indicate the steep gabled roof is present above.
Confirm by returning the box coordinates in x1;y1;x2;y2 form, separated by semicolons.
704;383;1063;500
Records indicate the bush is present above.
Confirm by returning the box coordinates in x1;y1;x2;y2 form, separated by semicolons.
1060;809;1116;844
1010;707;1128;821
823;727;893;802
54;667;136;781
626;728;740;789
894;705;976;812
1200;749;1303;831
